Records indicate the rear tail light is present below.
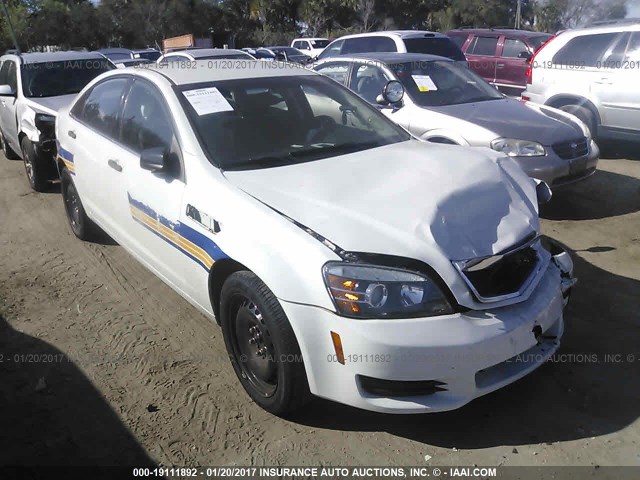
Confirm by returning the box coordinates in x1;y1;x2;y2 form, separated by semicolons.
527;35;556;85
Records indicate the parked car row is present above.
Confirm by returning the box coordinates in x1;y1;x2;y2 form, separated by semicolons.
0;44;579;416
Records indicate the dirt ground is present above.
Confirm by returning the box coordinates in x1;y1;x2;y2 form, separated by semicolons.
1;144;639;469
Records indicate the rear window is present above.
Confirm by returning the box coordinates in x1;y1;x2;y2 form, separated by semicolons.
552;32;620;67
447;34;468;49
342;37;397;54
404;37;466;61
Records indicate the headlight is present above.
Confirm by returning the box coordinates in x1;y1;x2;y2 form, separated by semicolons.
323;262;455;319
491;138;545;157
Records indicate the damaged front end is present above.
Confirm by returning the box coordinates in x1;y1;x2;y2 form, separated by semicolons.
543;237;577;308
34;113;57;160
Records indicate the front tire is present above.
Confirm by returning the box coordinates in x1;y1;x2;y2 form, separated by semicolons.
220;271;310;416
21;137;49;192
61;168;95;241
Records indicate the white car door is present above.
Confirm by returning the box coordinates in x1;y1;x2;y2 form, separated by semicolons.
116;78;188;289
0;60;20;152
594;31;640;132
63;76;132;233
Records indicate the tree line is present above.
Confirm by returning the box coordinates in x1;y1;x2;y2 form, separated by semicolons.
0;0;629;53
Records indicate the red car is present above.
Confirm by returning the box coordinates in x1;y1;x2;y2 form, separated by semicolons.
446;28;552;95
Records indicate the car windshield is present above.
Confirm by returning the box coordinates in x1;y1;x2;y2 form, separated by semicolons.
311;39;330;48
179;74;410;171
21;59;115;98
390;60;503;107
530;35;553;51
403;37;467;61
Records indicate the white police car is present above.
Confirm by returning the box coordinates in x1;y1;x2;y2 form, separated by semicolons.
55;61;575;415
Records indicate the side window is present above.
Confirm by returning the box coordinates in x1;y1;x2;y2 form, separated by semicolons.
120;80;174;153
78;78;129;138
342;36;397;54
350;64;390;104
0;60;10;88
601;33;631;68
625;32;640;62
315;63;350;84
502;38;529;58
0;61;18;93
468;36;499;56
552;33;619;67
318;39;344;59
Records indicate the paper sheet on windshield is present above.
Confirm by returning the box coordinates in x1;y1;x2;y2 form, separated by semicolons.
412;75;438;92
183;87;233;115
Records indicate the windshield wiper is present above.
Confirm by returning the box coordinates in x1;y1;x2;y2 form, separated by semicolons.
226;154;296;171
289;141;381;159
465;96;503;103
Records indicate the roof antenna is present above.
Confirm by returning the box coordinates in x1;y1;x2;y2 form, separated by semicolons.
1;0;21;54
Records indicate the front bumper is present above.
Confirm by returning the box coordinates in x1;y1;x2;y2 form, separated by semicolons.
282;251;573;414
512;139;599;188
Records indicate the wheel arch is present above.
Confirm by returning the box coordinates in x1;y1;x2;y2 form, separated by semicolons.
208;258;251;324
545;95;601;126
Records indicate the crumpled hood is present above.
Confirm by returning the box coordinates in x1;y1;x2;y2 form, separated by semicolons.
224;140;539;263
23;94;78;116
432;98;583;146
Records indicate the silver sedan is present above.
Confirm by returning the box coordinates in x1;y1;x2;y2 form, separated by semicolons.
313;53;599;188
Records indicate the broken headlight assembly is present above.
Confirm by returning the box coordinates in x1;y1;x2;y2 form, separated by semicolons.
323;262;455;319
35;113;56;142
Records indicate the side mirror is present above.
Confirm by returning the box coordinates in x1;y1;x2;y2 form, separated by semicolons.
536;180;552;205
0;84;15;96
140;147;168;172
518;51;533;61
379;80;405;106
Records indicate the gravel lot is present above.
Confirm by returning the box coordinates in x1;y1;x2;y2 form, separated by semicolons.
1;144;639;468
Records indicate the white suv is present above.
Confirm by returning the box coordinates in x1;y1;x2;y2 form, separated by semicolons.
523;20;640;143
316;31;467;64
291;38;330;58
0;51;114;191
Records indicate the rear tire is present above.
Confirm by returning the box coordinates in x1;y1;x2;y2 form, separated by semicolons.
61;168;95;241
2;131;20;160
220;271;310;416
559;104;597;141
21;137;49;192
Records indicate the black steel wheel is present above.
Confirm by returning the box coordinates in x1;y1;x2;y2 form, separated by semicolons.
220;271;310;416
61;168;95;240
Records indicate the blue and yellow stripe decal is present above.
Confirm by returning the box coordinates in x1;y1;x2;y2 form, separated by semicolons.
128;194;228;271
57;145;76;175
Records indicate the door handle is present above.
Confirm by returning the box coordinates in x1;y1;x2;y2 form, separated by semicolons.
595;78;612;85
108;159;123;172
496;63;505;69
68;130;76;139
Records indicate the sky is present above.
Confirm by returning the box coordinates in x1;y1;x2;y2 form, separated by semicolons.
628;0;640;17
